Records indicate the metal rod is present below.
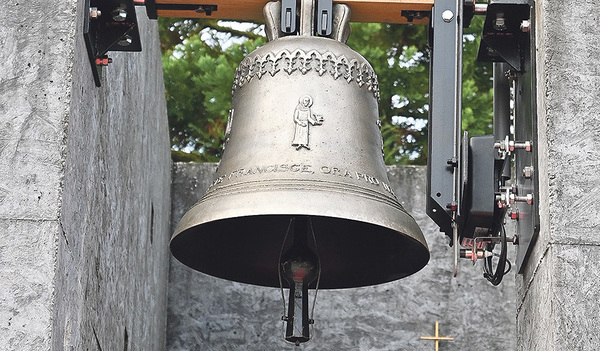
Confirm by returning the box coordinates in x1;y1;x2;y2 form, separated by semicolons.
494;62;512;180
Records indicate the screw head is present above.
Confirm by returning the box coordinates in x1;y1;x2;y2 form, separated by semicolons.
522;166;534;179
441;10;454;23
89;7;101;19
521;19;531;32
493;12;507;31
118;35;133;47
112;8;127;21
95;56;113;66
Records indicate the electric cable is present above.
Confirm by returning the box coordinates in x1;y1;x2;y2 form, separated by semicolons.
483;223;508;285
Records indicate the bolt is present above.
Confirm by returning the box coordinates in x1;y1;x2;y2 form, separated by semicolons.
112;8;127;21
447;157;458;167
525;193;534;205
510;193;534;205
509;209;519;220
117;35;133;47
95;56;112;66
89;7;101;19
474;3;488;15
505;70;517;79
196;5;217;16
493;12;507;31
487;46;498;57
496;188;511;208
522;166;534;179
510;140;533;152
512;235;519;245
441;10;454;23
521;19;531;32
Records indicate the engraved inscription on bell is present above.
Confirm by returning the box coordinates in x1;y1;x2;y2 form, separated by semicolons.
292;95;324;150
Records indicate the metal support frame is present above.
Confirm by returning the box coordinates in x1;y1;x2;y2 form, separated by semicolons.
477;0;538;273
427;0;538;276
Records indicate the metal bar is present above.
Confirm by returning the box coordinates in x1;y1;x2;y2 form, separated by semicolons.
493;62;511;180
153;0;434;23
426;0;463;237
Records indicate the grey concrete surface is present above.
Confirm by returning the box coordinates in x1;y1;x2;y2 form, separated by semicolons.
0;1;170;350
0;0;79;348
516;0;600;349
169;163;517;350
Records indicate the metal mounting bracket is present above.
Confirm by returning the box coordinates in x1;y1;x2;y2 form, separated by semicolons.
84;0;143;87
427;0;538;278
427;0;463;239
478;0;538;273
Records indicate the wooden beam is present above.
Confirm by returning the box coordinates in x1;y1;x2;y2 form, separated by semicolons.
153;0;432;24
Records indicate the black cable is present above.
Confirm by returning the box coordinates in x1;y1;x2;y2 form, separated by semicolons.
483;224;508;286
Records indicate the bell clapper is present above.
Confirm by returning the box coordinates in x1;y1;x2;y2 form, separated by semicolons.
279;217;321;345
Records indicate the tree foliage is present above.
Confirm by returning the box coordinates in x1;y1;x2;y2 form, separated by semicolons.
160;18;265;162
159;16;492;164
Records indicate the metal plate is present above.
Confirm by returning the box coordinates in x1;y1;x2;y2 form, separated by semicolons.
426;0;463;238
513;2;539;273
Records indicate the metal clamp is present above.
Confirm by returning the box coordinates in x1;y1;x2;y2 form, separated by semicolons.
281;0;297;33
316;0;333;36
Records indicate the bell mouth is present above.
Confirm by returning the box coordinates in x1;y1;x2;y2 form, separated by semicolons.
170;214;429;289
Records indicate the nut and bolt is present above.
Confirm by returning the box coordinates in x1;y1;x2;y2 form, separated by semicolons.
474;3;488;15
493;12;507;31
522;166;534;179
441;10;454;23
510;193;534;205
112;8;128;22
95;56;112;66
494;136;510;153
509;140;532;152
521;19;531;32
496;189;511;208
195;5;217;16
505;70;517;79
117;35;133;47
446;201;458;211
89;7;102;19
503;235;519;245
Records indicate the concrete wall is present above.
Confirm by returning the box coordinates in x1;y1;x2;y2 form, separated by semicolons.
169;163;516;350
0;1;170;349
516;0;600;349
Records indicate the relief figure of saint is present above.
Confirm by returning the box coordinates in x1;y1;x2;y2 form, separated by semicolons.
292;95;323;150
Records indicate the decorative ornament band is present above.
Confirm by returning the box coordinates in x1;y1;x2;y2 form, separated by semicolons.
232;49;380;100
199;177;403;212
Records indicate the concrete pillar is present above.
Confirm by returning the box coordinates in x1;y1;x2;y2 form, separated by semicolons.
516;0;600;349
0;1;170;349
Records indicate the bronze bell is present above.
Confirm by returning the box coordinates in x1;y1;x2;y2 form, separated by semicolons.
171;0;429;344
